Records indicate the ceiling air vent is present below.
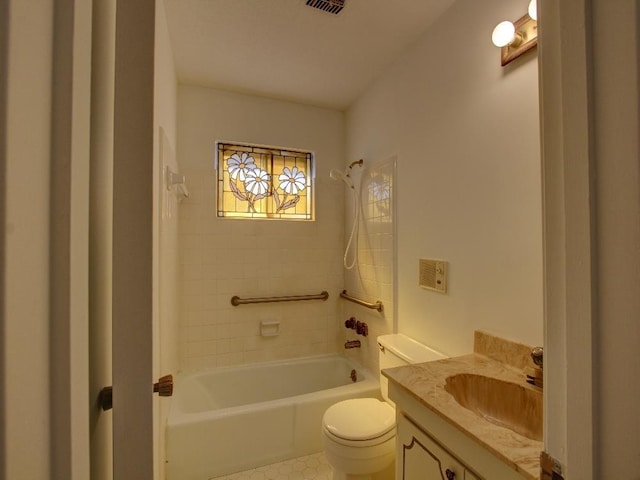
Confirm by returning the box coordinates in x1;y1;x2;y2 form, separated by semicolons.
305;0;345;14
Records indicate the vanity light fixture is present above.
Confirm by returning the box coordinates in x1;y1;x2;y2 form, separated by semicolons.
491;0;538;66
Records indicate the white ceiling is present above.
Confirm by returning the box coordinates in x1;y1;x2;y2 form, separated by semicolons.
163;0;455;110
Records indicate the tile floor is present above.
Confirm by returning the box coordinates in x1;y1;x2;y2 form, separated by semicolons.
210;453;332;480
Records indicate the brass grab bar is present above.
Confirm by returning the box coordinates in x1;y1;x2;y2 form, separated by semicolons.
231;291;329;306
339;290;384;312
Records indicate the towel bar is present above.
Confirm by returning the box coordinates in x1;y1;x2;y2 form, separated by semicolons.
339;290;384;312
231;291;329;306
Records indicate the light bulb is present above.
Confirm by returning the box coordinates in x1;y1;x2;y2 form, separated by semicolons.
528;0;538;21
492;21;516;48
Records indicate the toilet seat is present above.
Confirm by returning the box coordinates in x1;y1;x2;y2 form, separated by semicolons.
322;398;396;447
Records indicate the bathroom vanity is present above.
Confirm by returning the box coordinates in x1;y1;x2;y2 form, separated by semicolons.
397;413;481;480
383;332;542;480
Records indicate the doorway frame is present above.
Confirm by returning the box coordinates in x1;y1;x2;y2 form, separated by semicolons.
111;0;156;479
539;0;640;477
538;0;596;477
6;0;639;478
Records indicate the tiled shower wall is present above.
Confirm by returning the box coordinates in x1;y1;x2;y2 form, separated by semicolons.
342;157;396;375
176;85;346;372
178;171;345;371
177;160;396;374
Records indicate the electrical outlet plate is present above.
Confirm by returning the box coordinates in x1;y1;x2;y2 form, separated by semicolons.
419;259;447;293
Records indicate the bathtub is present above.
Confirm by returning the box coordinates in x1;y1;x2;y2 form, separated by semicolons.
166;354;380;480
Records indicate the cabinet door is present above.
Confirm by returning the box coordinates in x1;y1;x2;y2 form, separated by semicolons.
397;415;465;480
465;470;480;480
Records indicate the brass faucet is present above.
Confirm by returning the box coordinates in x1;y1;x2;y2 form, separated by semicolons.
526;347;543;388
531;346;543;367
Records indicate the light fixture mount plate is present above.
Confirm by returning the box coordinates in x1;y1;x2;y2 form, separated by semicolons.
501;14;537;66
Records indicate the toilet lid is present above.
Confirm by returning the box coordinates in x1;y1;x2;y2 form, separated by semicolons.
322;398;395;441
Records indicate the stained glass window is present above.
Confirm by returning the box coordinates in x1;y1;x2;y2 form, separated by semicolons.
365;172;392;222
215;142;314;220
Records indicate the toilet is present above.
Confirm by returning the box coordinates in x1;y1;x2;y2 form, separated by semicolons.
321;334;446;480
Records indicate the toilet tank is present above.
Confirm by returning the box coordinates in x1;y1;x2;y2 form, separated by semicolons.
377;334;446;404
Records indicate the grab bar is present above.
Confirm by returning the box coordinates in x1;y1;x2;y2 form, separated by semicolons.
339;290;384;312
231;291;329;306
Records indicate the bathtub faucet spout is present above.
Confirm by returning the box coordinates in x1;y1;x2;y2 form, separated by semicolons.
344;340;361;349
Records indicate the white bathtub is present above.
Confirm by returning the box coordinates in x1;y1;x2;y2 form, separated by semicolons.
166;354;380;480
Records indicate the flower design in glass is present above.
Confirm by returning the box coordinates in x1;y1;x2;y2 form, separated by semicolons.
216;142;314;220
245;168;271;195
227;152;257;181
366;172;392;221
278;167;306;195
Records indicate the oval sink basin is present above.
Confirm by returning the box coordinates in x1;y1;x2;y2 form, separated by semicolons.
444;373;542;441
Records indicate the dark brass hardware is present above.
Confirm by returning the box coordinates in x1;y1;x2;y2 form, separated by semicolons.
344;340;361;349
344;317;368;336
531;346;543;367
527;347;544;388
99;374;173;411
526;365;544;388
350;369;357;382
154;374;174;397
445;468;456;480
99;386;113;411
356;321;368;337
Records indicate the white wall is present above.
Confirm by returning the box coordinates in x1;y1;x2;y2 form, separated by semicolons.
347;0;543;356
176;86;345;371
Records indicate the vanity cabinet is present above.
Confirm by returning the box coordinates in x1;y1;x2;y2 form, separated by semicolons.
397;414;480;480
389;380;534;480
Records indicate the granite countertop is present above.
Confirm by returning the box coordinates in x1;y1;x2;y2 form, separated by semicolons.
383;353;542;479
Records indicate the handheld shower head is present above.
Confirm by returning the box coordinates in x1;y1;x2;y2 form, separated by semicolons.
330;168;354;188
331;159;365;270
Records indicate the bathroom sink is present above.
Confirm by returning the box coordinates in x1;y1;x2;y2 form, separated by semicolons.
444;373;542;441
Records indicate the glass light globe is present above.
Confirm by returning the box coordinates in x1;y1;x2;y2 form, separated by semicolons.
492;21;516;48
528;0;538;21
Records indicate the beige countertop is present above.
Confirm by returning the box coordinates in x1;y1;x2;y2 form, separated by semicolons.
383;353;542;480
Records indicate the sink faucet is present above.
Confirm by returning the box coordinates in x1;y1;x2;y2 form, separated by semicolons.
344;340;361;349
531;346;543;368
526;347;543;388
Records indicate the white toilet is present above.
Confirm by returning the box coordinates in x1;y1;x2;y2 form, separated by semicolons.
321;334;446;480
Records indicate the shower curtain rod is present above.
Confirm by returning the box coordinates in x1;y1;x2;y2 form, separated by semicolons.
231;291;329;306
